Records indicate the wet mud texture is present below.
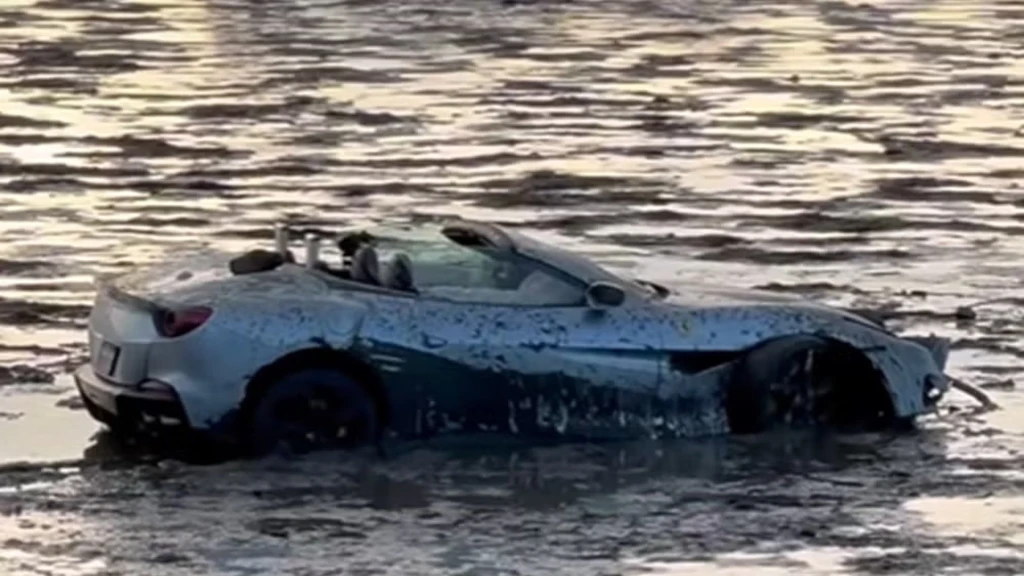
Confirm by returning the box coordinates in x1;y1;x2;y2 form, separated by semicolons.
1;0;1024;574
2;425;1024;576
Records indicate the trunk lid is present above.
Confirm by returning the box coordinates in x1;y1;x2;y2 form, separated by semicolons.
105;250;236;304
86;249;328;386
103;249;330;305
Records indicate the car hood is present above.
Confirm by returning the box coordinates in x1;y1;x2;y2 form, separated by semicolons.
657;283;885;329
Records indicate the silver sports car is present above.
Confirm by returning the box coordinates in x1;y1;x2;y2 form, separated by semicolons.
73;219;952;456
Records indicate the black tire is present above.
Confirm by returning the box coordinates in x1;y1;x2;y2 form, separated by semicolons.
725;335;843;434
242;366;379;457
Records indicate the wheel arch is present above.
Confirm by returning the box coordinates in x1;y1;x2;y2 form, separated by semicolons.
728;332;896;431
239;346;392;434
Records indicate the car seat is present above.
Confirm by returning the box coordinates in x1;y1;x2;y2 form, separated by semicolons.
382;252;415;292
350;245;380;285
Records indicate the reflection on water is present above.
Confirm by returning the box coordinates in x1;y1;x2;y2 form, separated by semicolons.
905;496;1024;547
0;429;959;576
0;423;1021;575
629;549;853;576
0;390;98;464
1;0;1024;573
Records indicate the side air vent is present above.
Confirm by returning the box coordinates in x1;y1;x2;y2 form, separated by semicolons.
669;351;742;375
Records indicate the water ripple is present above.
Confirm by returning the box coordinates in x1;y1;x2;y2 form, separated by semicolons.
1;0;1024;574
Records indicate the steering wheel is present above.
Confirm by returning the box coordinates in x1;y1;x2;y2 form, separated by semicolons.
491;260;532;289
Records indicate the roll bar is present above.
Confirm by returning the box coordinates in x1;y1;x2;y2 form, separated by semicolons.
273;223;320;269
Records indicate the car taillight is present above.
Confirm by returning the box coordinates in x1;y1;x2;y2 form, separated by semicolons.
155;306;212;338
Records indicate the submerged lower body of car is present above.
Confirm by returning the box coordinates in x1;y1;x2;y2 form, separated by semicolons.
72;283;955;459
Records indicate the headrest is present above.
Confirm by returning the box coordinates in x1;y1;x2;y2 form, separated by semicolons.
382;253;415;291
350;245;379;284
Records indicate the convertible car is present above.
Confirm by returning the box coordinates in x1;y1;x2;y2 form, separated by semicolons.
73;219;953;456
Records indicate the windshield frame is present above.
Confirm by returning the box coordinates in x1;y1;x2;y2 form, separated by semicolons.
327;220;659;302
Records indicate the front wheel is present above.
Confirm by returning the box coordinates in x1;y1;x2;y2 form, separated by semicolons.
725;336;846;434
243;367;379;456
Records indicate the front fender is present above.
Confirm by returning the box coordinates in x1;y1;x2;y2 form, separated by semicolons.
660;305;948;419
811;324;949;418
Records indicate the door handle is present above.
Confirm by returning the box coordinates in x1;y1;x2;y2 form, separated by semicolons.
421;333;447;349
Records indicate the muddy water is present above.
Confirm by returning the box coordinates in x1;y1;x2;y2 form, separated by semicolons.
1;0;1024;573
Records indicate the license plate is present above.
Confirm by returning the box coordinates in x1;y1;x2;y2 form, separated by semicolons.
96;340;120;377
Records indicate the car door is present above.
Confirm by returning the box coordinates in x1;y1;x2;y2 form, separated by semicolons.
509;300;683;441
403;299;566;439
352;269;680;441
351;290;566;440
408;285;682;442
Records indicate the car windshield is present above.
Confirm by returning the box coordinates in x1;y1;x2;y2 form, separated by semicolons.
500;227;666;299
359;225;587;306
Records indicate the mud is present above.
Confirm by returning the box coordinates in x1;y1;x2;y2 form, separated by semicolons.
0;298;90;327
0;365;54;387
2;426;1024;576
1;0;1024;573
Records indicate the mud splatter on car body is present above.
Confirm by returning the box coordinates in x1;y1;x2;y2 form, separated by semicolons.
72;220;950;447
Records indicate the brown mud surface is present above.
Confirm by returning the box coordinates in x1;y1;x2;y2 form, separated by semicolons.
1;0;1023;574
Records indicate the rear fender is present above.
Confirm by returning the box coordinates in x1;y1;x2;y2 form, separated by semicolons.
148;296;369;430
218;296;367;350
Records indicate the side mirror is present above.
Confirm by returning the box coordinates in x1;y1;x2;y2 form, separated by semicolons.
585;281;626;310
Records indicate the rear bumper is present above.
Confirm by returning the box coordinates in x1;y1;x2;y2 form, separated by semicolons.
73;364;192;433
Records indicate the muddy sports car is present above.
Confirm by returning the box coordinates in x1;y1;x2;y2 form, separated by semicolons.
74;219;959;456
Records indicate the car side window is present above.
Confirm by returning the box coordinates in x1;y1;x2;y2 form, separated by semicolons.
419;263;586;307
359;234;587;307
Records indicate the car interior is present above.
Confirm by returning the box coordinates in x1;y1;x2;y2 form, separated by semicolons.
228;225;588;306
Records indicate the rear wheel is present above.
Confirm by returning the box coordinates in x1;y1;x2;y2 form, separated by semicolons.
243;367;379;456
725;335;886;434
